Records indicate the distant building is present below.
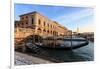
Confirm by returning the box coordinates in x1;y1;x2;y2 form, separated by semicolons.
15;11;71;39
81;32;94;38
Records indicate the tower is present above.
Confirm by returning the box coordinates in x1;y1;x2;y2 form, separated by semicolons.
77;27;79;34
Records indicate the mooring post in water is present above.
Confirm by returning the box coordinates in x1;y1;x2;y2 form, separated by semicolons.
22;28;26;52
70;30;73;51
32;34;34;44
33;30;35;44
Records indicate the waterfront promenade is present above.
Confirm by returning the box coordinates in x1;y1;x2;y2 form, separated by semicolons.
15;51;53;65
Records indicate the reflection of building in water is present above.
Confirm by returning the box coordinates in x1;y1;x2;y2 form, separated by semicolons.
15;11;71;39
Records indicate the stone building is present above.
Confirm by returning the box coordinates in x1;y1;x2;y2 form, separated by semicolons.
15;11;71;38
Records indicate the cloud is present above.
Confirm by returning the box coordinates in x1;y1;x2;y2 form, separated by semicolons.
54;8;94;25
53;8;94;32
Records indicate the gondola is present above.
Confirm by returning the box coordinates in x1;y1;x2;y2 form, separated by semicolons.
35;37;89;50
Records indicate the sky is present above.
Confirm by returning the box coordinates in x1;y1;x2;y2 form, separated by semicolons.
15;4;94;33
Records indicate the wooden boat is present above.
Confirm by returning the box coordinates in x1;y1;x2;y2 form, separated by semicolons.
35;37;89;50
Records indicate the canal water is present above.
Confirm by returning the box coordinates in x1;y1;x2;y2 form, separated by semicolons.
42;41;94;62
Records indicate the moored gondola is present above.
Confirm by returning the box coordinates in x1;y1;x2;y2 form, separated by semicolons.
35;36;89;50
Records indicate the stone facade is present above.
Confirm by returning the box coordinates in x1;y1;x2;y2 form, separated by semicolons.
15;11;71;38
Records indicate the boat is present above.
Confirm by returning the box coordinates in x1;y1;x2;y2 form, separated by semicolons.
34;37;89;50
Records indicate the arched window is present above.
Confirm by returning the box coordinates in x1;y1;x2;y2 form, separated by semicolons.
44;21;45;26
48;23;49;27
53;31;55;35
21;22;23;25
26;22;28;24
21;17;24;20
47;30;49;33
38;28;41;33
43;29;46;32
51;31;52;34
38;19;41;25
26;16;28;18
38;28;41;30
32;18;34;24
51;25;52;28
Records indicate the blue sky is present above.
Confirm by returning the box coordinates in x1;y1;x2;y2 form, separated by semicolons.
15;4;94;33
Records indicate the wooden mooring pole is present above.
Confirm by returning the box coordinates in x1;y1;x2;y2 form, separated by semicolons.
70;30;73;51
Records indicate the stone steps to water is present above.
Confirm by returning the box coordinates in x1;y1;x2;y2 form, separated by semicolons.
26;43;48;55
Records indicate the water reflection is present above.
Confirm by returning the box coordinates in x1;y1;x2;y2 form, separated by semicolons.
73;42;94;61
42;42;94;62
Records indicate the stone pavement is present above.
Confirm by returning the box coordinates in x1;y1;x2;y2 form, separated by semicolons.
15;51;53;65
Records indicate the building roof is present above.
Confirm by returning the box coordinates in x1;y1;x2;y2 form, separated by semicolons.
19;11;37;17
53;21;68;30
